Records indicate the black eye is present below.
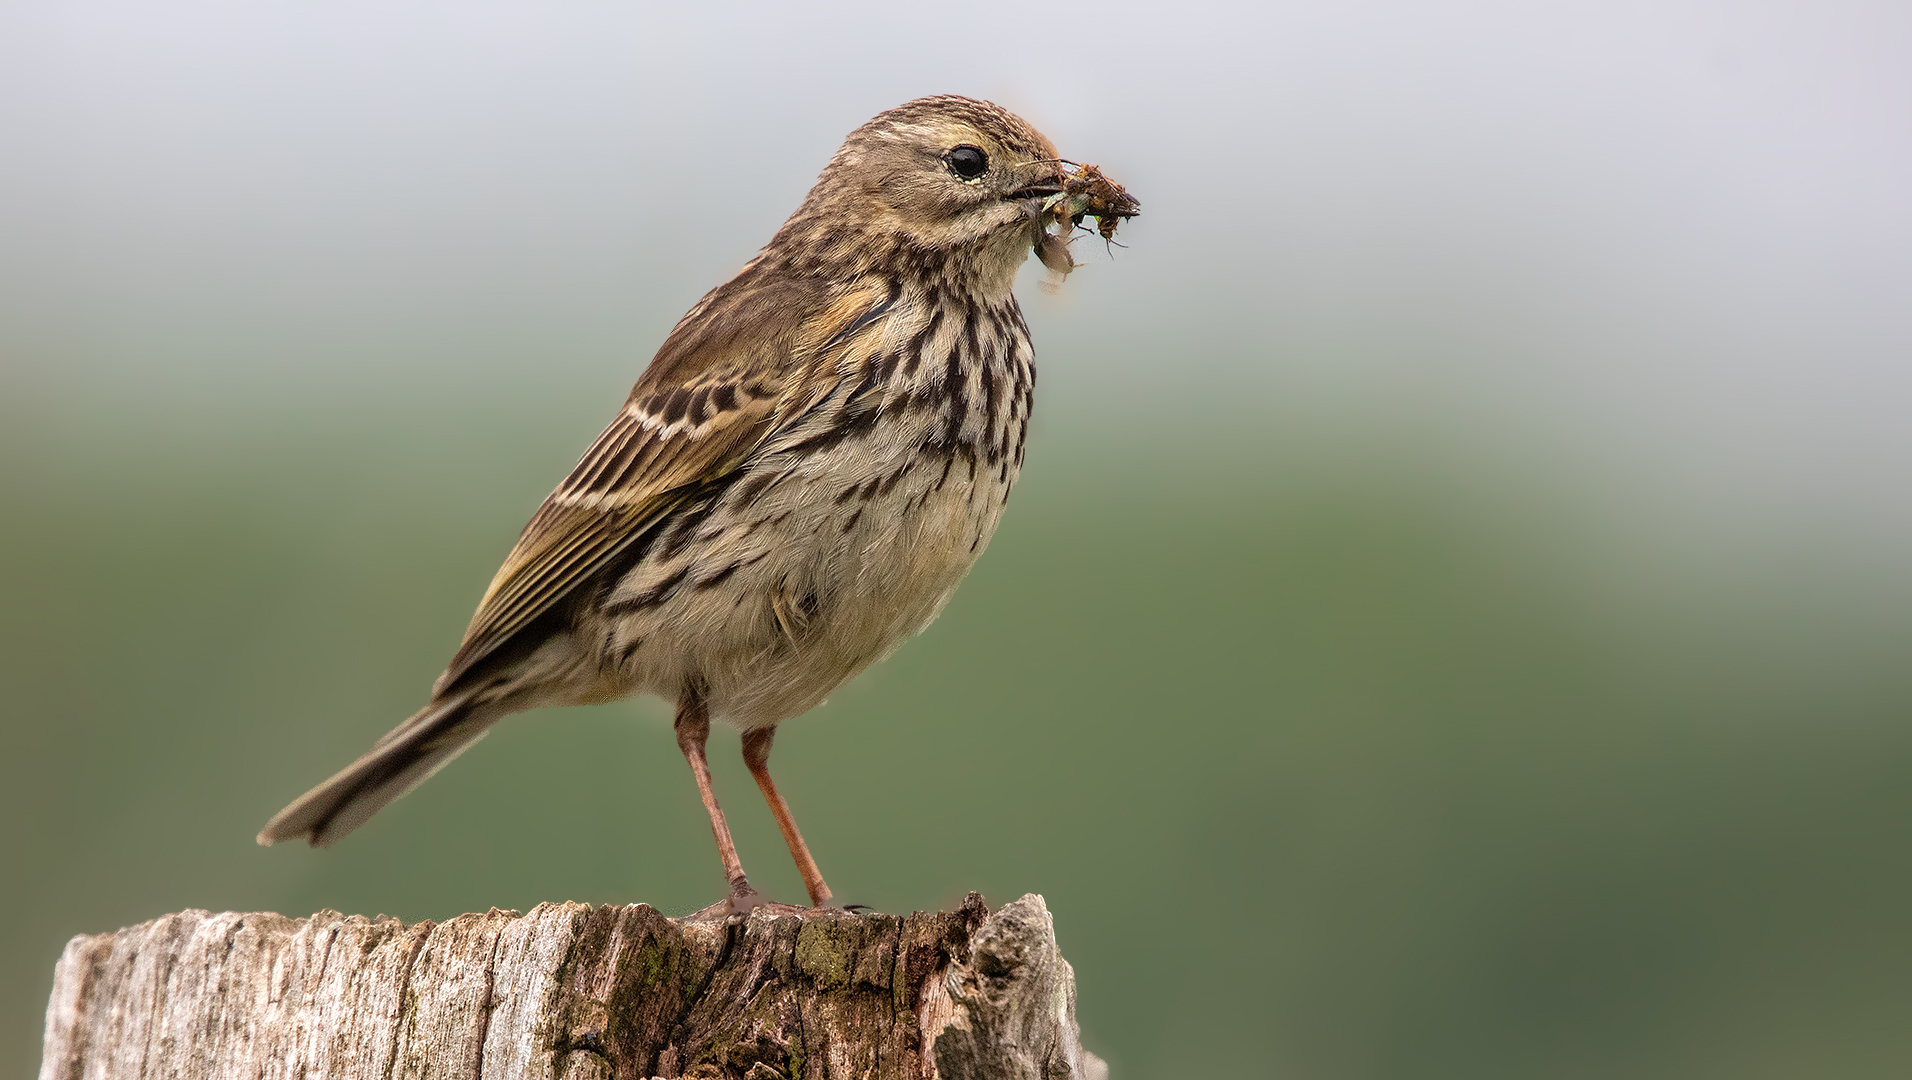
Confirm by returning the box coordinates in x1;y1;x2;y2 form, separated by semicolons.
945;144;989;180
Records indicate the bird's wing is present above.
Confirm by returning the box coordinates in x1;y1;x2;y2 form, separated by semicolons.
434;270;900;696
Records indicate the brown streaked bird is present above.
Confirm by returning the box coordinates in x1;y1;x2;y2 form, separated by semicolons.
259;95;1136;916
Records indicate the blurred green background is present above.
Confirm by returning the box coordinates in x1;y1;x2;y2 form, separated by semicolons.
4;2;1910;1076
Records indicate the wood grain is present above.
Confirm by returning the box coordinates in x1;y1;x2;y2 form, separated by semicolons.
40;894;1104;1080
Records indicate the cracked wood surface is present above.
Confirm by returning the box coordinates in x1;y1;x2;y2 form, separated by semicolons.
40;893;1104;1080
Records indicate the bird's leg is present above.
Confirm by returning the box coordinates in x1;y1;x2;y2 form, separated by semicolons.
674;692;765;917
740;726;836;908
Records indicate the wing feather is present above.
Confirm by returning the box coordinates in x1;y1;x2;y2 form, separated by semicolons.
432;270;897;696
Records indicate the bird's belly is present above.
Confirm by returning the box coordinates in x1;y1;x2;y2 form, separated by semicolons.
587;426;1018;728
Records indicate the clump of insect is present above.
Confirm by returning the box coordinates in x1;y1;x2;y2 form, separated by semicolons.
1030;162;1140;288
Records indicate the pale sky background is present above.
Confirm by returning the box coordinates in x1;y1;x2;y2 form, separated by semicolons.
4;0;1909;567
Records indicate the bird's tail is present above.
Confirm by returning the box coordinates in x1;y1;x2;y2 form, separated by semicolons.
256;693;500;848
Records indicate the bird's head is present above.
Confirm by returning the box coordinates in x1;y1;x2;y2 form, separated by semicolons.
770;96;1131;294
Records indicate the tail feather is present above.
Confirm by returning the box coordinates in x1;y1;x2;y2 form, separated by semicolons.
257;695;499;848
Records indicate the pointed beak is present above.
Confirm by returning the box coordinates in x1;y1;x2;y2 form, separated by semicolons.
1004;179;1065;201
1002;162;1067;202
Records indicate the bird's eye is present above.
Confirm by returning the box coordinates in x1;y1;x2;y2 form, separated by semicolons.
945;144;989;180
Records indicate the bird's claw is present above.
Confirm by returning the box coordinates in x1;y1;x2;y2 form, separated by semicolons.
725;888;772;922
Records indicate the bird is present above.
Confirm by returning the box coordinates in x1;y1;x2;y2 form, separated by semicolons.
258;95;1136;917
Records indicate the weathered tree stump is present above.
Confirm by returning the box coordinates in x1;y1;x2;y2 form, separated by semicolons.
39;892;1104;1080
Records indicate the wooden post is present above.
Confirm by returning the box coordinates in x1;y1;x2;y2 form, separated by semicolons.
40;893;1105;1080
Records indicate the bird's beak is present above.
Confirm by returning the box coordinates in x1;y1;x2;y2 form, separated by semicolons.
1004;180;1064;200
1002;163;1067;202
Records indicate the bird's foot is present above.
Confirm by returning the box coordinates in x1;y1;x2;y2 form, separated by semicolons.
682;892;873;922
725;887;773;922
682;887;778;924
808;892;876;913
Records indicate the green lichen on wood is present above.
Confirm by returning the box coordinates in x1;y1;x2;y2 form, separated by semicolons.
520;899;986;1079
793;917;854;991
